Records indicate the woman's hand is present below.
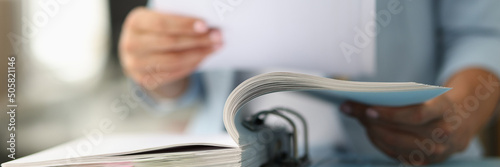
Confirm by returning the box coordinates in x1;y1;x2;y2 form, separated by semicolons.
119;7;223;98
340;68;500;165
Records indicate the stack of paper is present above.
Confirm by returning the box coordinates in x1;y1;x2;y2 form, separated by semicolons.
2;134;245;167
223;72;450;144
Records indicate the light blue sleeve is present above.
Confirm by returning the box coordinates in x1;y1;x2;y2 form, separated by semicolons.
436;0;500;84
132;73;204;114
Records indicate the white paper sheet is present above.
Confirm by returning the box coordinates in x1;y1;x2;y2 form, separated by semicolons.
151;0;376;76
6;134;236;164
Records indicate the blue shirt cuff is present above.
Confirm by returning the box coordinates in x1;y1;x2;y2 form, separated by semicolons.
437;36;500;85
132;73;204;114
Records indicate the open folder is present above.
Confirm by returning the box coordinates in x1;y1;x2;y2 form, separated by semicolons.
2;72;450;167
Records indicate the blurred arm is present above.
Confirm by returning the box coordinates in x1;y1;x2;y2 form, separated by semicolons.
437;0;500;85
132;73;204;113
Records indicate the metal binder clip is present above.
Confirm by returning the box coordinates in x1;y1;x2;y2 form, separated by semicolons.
243;107;310;167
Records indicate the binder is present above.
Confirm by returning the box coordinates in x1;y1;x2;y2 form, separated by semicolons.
243;107;310;167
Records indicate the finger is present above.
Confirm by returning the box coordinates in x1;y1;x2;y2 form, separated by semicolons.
367;119;429;139
365;102;445;126
155;64;198;85
126;29;222;54
123;46;214;83
411;119;457;142
368;95;452;125
339;101;369;118
364;110;463;156
135;63;195;90
140;58;202;91
361;109;434;138
367;127;431;166
126;7;209;35
368;123;450;165
140;46;215;73
368;131;400;159
368;125;423;154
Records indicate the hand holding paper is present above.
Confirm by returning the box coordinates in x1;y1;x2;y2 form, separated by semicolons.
119;7;223;98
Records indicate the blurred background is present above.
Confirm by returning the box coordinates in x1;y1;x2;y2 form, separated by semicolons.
0;0;499;164
0;0;154;163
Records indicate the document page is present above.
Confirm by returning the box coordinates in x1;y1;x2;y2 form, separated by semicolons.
151;0;376;76
7;134;236;164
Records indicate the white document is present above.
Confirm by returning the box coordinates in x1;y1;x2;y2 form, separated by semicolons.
151;0;376;76
3;134;237;167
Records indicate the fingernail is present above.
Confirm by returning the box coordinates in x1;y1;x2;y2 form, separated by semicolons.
366;108;379;119
210;30;222;43
340;104;352;114
193;21;208;33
